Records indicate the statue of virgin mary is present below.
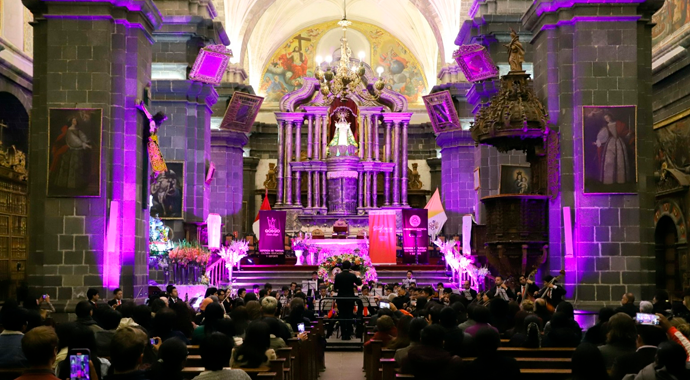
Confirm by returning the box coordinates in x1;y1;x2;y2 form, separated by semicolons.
328;110;358;157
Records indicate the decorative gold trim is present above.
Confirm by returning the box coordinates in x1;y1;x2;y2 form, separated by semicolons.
654;108;690;130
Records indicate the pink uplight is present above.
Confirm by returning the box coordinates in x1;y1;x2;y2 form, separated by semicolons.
207;213;222;250
104;201;121;290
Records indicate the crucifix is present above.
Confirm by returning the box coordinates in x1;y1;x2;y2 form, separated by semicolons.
135;98;168;176
293;34;311;61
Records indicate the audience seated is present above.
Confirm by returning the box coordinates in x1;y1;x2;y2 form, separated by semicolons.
598;313;638;369
571;343;611;380
365;315;396;349
192;303;225;345
53;322;75;372
169;302;195;340
15;326;61;380
147;338;188;380
152;308;189;345
394;318;427;366
230;307;249;339
132;305;153;332
611;324;668;380
0;302;28;368
283;298;311;334
616;293;638;318
583;307;616;346
625;342;690;380
464;305;497;336
508;314;543;348
465;327;520;379
652;290;673;315
260;296;291;341
56;323;109;380
458;304;477;331
544;312;582;347
75;301;103;333
192;333;251;380
104;326;149;380
639;301;653;314
400;324;462;380
263;317;287;349
438;307;464;356
387;315;412;350
230;321;276;368
95;307;123;357
244;301;262;321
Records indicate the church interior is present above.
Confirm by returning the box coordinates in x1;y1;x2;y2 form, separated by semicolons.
1;0;690;379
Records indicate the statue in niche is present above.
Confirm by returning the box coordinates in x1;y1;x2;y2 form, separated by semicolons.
504;28;525;72
328;110;358;157
408;163;423;190
264;163;277;190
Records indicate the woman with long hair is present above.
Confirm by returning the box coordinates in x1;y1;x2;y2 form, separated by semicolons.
191;303;225;344
231;321;277;368
284;298;310;333
230;306;250;338
170;301;195;339
388;315;412;350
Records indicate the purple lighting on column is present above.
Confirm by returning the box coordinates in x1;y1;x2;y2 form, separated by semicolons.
207;213;222;250
104;200;121;290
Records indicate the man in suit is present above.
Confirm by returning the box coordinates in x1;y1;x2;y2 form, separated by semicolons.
166;285;180;305
306;271;324;297
538;275;565;307
516;275;539;303
615;292;637;318
610;324;668;380
87;288;100;307
487;276;515;302
333;260;362;340
459;280;477;305
107;288;123;308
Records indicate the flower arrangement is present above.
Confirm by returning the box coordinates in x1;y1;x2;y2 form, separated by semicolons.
168;240;211;269
219;240;249;269
316;251;378;284
149;216;173;255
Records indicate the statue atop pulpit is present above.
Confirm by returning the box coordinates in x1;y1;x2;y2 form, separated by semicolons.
504;28;525;73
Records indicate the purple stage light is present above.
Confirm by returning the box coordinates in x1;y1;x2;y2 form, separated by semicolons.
453;44;499;83
104;200;121;290
189;44;233;86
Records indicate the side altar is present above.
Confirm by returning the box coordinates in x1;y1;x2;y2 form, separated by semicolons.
274;17;413;238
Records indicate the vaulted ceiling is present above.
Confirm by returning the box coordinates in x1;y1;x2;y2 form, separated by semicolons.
221;0;467;92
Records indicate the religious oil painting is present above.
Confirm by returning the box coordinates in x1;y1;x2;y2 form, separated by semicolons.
150;162;184;220
654;112;690;176
260;19;427;104
47;108;102;197
220;92;264;133
423;91;461;134
583;106;637;194
499;165;531;195
652;0;690;47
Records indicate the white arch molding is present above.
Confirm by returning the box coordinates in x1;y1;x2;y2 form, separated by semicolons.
224;0;466;92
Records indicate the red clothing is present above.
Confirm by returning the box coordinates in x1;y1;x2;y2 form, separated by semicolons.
15;369;60;380
668;326;690;361
364;331;395;349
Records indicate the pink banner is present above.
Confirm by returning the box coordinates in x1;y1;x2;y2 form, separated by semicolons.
369;210;397;264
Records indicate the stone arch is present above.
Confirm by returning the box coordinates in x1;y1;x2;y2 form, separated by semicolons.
0;92;30;155
654;200;690;292
653;200;688;244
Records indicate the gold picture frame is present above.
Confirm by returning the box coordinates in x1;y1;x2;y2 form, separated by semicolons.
473;167;480;190
150;161;185;220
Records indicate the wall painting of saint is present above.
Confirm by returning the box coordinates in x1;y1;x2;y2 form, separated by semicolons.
150;162;184;220
582;106;637;194
47;108;102;197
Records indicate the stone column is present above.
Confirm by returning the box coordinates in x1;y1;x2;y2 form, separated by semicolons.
307;170;313;208
314;114;321;160
372;172;378;207
322;114;328;159
294;119;302;207
307;115;313;159
372;115;380;161
241;156;259;235
276;120;285;205
313;172;320;208
435;131;475;235
321;171;327;210
401;121;409;206
523;0;662;303
392;121;401;205
285;120;293;205
358;172;364;208
358;114;365;159
24;0;162;305
211;131;250;235
365;173;371;208
384;121;392;205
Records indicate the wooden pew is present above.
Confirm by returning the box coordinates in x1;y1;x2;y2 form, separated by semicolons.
381;349;395;360
497;347;576;358
393;369;572;380
275;347;293;380
181;367;276;380
365;340;382;380
461;357;572;370
188;345;200;356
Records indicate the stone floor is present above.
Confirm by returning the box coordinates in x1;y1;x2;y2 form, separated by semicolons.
320;351;366;380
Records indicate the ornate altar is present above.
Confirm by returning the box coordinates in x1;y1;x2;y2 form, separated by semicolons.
469;30;558;277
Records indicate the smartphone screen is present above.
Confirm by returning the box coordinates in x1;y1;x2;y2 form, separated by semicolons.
297;323;305;333
380;301;390;309
150;338;156;345
636;313;659;326
69;351;90;380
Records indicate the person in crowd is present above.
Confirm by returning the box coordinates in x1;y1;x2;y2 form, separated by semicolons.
545;312;582;348
487;276;515;302
258;289;268;300
571;343;611;380
616;292;637;318
152;308;189;344
394;317;427;366
230;307;249;339
231;321;277;368
392;286;410;311
214;319;241;346
400;324;462;380
56;323;109;380
544;302;582;339
132;305;153;332
263;317;287;350
488;298;510;333
15;326;63;380
438;307;464;356
584;307;616;346
204;288;219;299
464;305;497;336
0;302;28;368
625;342;690;380
147;338;188;380
284;298;310;333
75;300;103;333
359;286;377;316
191;333;251;380
611;324;668;380
534;298;552;324
516;274;539;303
639;301;653;314
652;290;673;315
95;307;123;357
166;285;180;305
150;299;167;316
305;271;324;298
599;313;638;369
656;313;690;360
104;326;149;380
364;315;396;350
221;290;234;312
387;315;412;350
466;327;520;379
459;280;477;305
53;322;75;371
169;302;194;340
245;301;262;320
108;288;124;308
402;270;416;288
87;288;101;307
37;294;55;321
510;315;543;348
260;296;291;341
192;303;225;344
236;288;247;300
458;304;477;331
537;275;566;307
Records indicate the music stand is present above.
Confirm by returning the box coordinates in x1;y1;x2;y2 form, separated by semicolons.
302;280;318;297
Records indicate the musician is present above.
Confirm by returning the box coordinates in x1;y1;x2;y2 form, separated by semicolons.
460;280;477;305
306;271;324;297
333;260;362;340
359;286;377;316
402;270;417;288
516;275;539;303
538;275;566;307
487;276;515;302
107;288;123;308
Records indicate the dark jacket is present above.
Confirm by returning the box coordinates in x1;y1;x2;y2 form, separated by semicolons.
516;283;540;303
615;303;638;318
458;288;477;304
466;354;521;379
104;371;150;380
333;270;361;298
400;345;463;380
611;346;658;380
0;333;27;368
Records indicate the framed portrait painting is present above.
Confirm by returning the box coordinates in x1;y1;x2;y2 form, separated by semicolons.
473;167;481;190
220;92;264;133
150;162;184;219
422;91;461;134
582;106;637;193
499;165;531;195
47;108;102;197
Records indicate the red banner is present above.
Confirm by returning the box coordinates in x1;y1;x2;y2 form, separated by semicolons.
369;210;397;264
